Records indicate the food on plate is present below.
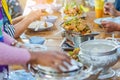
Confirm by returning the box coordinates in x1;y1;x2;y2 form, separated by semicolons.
28;21;53;31
62;17;91;35
63;1;89;17
44;22;48;27
68;48;80;61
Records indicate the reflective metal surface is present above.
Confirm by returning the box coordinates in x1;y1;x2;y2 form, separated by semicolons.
79;39;120;79
64;31;99;47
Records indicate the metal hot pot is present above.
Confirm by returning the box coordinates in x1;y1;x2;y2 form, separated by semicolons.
28;60;83;80
78;39;120;79
28;59;103;80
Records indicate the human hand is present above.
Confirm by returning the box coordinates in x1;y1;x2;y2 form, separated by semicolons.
11;41;27;48
104;2;117;16
101;21;119;32
28;50;71;72
25;10;44;22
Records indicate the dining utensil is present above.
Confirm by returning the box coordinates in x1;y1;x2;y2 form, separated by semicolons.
34;24;40;31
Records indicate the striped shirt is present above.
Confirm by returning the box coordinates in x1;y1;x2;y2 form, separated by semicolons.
1;0;15;37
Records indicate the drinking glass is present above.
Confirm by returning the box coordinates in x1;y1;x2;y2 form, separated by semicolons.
94;0;104;18
45;0;54;4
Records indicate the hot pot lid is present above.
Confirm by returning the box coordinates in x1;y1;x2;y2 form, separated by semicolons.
80;39;118;56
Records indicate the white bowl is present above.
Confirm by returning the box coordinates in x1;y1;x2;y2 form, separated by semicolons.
51;4;62;12
43;15;58;23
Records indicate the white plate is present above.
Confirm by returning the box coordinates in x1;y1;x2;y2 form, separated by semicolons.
28;21;53;31
94;17;113;25
94;17;120;25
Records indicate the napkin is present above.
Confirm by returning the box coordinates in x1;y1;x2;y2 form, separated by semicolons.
29;36;45;44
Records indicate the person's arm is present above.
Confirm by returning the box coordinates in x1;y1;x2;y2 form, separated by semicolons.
3;31;16;45
104;2;120;17
0;42;71;72
13;10;42;39
12;16;25;25
101;21;120;32
13;16;34;39
0;42;30;65
115;23;120;31
114;10;120;16
0;33;72;72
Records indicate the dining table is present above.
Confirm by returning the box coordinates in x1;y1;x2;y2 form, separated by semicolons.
10;0;120;80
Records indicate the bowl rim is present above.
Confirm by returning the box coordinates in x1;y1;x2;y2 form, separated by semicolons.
28;61;83;77
45;15;58;19
79;39;118;56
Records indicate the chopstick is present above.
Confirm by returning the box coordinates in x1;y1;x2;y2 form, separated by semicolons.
34;25;40;31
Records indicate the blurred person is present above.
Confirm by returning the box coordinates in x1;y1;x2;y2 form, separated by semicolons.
114;0;120;11
0;32;71;79
1;0;44;38
101;21;120;32
101;1;120;32
0;19;71;79
0;34;71;72
7;0;23;18
103;2;120;16
0;0;71;79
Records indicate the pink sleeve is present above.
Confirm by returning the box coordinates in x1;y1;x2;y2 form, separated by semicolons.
0;42;31;65
3;31;16;45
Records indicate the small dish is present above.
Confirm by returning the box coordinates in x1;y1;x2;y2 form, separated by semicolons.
43;15;58;23
50;3;62;12
28;21;53;31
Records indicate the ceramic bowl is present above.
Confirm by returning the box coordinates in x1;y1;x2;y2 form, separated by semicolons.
50;4;62;12
43;15;58;23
